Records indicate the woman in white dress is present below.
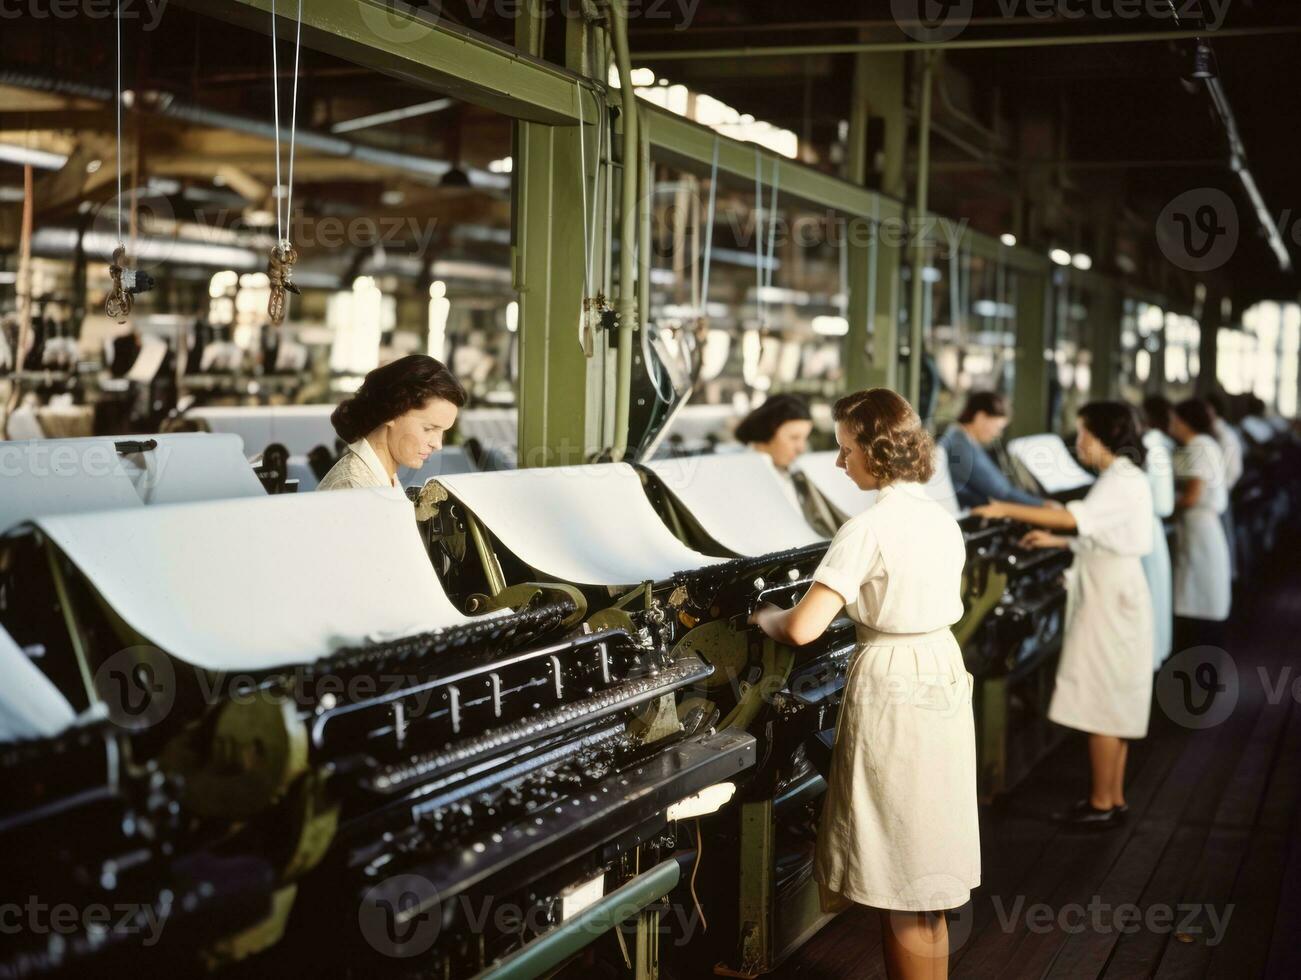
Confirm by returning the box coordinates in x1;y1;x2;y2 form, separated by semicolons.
750;388;977;980
317;354;465;491
1140;396;1177;668
973;402;1153;829
1168;398;1233;650
735;394;814;512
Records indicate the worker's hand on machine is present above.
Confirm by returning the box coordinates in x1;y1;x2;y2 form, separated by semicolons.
747;602;781;627
1019;529;1070;550
971;500;1010;520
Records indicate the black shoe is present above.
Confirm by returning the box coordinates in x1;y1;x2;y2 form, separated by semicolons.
1114;802;1129;818
1055;799;1122;828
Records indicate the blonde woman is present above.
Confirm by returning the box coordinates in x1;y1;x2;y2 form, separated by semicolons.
750;388;978;980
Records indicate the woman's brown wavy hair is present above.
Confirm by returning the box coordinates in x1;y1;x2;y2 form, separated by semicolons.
832;388;935;485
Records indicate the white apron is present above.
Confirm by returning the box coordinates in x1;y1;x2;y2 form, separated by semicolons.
807;483;978;914
1050;553;1154;739
1140;520;1173;669
1172;434;1231;622
815;626;981;913
1173;508;1232;620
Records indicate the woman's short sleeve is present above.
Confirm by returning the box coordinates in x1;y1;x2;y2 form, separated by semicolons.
811;516;880;605
1067;472;1130;541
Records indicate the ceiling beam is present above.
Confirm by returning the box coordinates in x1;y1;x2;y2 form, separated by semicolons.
176;0;593;125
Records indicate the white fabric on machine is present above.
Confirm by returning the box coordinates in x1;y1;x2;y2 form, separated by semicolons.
795;447;961;525
646;453;826;556
796;451;879;522
0;624;77;742
0;433;265;534
0;439;143;534
1006;433;1095;495
129;433;266;505
436;463;721;586
35;489;477;672
190;405;338;456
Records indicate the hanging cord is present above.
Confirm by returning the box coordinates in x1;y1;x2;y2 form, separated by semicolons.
576;82;605;355
267;0;304;325
753;147;764;328
698;136;719;321
105;0;150;324
690;819;709;933
116;0;122;246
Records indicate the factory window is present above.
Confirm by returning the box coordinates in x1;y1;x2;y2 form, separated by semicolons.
931;247;1019;426
618;66;800;159
1163;313;1201;397
1118;299;1164;403
1231;302;1301;414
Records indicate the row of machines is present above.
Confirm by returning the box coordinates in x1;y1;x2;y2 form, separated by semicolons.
0;426;1084;977
0;433;831;978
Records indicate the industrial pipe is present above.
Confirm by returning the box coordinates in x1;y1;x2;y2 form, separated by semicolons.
605;0;639;461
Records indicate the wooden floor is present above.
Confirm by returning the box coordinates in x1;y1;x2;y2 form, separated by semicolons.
780;555;1301;980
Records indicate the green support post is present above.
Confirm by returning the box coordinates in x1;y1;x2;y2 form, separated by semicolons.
1091;277;1122;400
511;7;607;467
1011;268;1050;437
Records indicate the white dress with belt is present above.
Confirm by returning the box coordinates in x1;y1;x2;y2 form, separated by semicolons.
1141;430;1175;668
810;481;979;913
1048;457;1155;739
1172;434;1232;622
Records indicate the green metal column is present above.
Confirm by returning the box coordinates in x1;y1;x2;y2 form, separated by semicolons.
1011;268;1050;437
512;11;606;467
1091;277;1122;400
906;53;937;405
843;49;904;394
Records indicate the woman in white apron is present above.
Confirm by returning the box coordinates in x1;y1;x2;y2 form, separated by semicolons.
751;388;976;980
973;402;1153;829
1140;396;1177;668
1168;398;1232;649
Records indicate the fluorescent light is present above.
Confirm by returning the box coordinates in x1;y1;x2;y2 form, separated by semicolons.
1071;253;1093;271
1050;248;1072;266
0;144;68;170
1000;233;1017;247
812;315;849;337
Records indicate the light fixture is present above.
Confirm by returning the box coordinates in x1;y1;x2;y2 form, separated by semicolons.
811;315;849;337
1050;248;1072;266
380;190;405;206
85;159;102;174
0;144;68;170
440;166;471;188
1071;253;1093;271
1000;233;1017;247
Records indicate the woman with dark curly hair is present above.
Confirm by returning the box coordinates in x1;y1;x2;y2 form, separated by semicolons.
973;402;1154;830
750;388;977;979
317;354;467;491
734;394;814;510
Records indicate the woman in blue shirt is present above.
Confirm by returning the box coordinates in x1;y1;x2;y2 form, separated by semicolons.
937;392;1046;509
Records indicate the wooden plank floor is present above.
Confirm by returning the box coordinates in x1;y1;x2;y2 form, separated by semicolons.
778;556;1301;980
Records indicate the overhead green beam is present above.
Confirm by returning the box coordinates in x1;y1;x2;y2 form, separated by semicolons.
642;105;902;221
632;25;1301;60
180;0;590;125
